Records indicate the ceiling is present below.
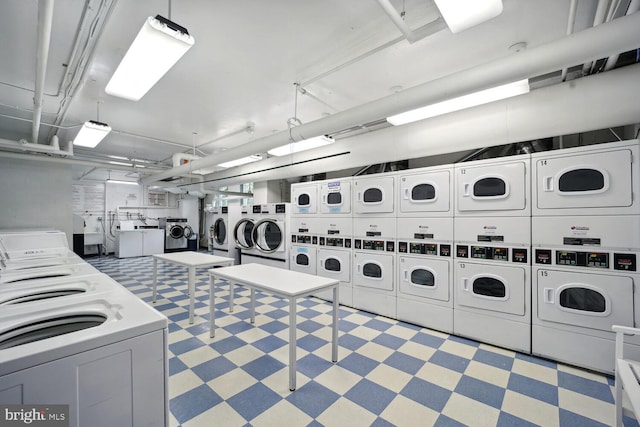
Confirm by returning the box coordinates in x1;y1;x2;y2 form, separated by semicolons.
0;0;625;184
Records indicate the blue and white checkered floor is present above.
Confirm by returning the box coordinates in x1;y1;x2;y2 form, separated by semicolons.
87;255;639;427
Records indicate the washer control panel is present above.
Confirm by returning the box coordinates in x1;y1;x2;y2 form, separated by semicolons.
534;249;637;271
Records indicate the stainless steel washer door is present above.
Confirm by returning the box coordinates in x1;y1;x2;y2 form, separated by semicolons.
251;219;283;254
234;219;255;249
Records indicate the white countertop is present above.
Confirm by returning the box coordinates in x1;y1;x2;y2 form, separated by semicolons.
209;263;339;297
153;251;234;267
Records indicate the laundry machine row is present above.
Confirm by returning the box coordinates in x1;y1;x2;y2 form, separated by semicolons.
291;177;353;216
234;203;291;269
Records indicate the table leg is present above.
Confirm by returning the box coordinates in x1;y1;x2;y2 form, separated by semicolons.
188;266;195;324
152;258;158;303
250;287;256;324
229;282;234;313
209;274;216;338
332;285;339;363
289;297;297;391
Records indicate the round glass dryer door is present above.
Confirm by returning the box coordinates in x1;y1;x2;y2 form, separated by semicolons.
252;219;283;254
233;219;255;249
212;218;227;244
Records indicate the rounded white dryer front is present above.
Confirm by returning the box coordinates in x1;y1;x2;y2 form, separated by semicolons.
353;251;395;318
290;244;317;275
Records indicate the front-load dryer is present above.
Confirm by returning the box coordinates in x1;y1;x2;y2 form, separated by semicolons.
315;216;353;306
246;203;291;269
353;216;396;318
209;206;240;263
353;171;396;217
531;139;640;217
397;164;453;218
319;177;352;216
531;214;640;374
0;286;168;427
454;153;531;217
233;205;259;264
453;216;531;353
291;182;319;215
396;217;453;333
290;216;321;276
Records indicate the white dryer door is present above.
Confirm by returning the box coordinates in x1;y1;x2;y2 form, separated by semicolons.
534;148;633;210
456;162;526;213
317;248;351;282
320;180;352;214
290;245;317;275
354;252;394;291
455;261;526;315
354;176;395;214
399;170;451;215
535;269;634;331
292;184;317;214
398;255;450;302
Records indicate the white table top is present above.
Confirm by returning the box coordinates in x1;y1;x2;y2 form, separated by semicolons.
153;252;234;267
209;263;339;297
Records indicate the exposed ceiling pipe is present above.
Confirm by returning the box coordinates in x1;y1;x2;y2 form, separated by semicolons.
561;0;579;82
141;11;640;185
582;0;611;75
376;0;428;43
603;0;640;71
32;0;55;145
0;137;73;156
0;149;154;173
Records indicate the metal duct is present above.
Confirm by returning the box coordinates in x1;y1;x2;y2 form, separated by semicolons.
142;11;640;185
32;0;55;145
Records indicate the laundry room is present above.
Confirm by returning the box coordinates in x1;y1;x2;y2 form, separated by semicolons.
1;1;640;426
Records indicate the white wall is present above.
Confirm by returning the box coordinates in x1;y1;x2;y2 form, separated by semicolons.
0;157;73;246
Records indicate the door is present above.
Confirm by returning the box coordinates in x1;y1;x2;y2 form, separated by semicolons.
317;248;351;282
142;230;164;256
398;255;450;302
252;219;285;254
353;251;394;291
455;261;526;315
399;170;451;215
290;245;317;275
320;180;352;214
211;217;227;246
534;148;633;210
354;176;395;214
291;183;318;214
233;218;255;250
456;162;527;213
535;269;634;331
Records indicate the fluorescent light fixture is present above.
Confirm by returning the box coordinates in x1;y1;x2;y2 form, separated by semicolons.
73;120;112;147
217;154;263;168
434;0;503;33
105;15;195;101
106;179;138;186
387;79;529;126
268;135;335;157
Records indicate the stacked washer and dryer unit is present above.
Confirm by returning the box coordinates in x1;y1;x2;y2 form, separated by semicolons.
234;203;291;269
0;230;168;427
531;139;640;374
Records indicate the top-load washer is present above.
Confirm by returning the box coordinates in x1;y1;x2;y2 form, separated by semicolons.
291;182;319;215
0;230;83;271
352;216;397;318
531;139;640;217
353;171;396;217
319;177;352;216
397;165;453;218
453;216;531;353
454;153;531;217
209;206;240;263
531;214;640;374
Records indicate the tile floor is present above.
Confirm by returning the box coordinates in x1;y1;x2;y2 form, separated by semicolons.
87;255;639;427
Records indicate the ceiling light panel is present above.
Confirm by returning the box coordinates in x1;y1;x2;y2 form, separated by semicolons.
434;0;503;33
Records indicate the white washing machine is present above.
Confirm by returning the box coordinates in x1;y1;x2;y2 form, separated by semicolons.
319;177;352;216
238;203;291;269
0;230;84;271
454;153;531;217
290;216;320;276
396;217;454;333
315;216;353;306
0;261;99;285
291;182;319;215
453;217;531;353
531;215;640;374
531;139;640;217
0;281;168;427
353;217;396;318
353;171;396;217
209;206;240;263
397;164;453;218
233;205;259;264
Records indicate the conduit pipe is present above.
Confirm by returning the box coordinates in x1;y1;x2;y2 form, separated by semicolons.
582;0;611;75
0;137;73;156
376;0;424;43
141;11;640;185
560;0;579;81
603;0;640;71
32;0;55;145
188;62;640;187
